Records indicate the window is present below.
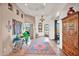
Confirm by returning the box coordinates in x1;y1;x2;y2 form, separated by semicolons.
8;3;13;11
12;19;22;35
38;22;42;32
16;9;19;15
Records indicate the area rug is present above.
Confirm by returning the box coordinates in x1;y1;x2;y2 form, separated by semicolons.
25;39;56;55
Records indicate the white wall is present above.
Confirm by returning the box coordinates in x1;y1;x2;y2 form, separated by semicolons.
35;16;40;34
48;19;55;40
58;20;62;49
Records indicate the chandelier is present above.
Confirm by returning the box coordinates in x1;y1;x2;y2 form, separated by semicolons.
40;15;45;22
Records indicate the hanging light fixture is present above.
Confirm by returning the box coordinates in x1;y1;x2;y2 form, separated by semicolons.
40;15;45;22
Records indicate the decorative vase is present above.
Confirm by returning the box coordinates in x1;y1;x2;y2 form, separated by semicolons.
67;7;75;16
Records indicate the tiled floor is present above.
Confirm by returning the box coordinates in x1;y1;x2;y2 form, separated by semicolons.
8;37;65;56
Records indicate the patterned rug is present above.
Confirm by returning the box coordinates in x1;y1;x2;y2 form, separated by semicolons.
24;37;56;55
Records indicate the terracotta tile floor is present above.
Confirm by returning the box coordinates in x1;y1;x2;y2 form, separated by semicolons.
8;37;65;56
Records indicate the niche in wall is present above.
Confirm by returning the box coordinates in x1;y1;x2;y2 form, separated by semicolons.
6;20;11;32
16;9;19;15
21;14;23;18
8;3;13;11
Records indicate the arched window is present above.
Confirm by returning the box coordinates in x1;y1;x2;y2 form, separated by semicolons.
38;22;42;32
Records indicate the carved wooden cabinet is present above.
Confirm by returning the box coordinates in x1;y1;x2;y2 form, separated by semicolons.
62;12;79;56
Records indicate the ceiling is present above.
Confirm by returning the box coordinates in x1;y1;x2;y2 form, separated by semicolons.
16;3;67;17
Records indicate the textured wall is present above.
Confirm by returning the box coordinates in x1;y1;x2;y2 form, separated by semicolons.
0;3;35;55
0;4;3;55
